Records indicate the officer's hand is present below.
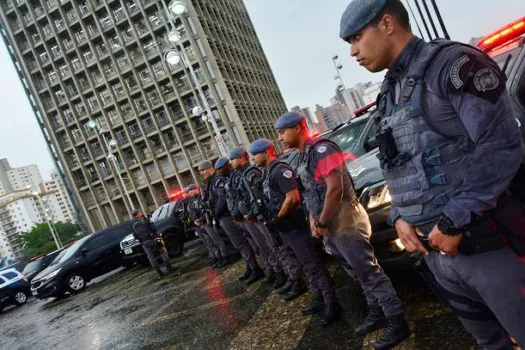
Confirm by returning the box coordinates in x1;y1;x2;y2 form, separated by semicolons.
309;214;320;238
428;225;463;257
395;219;429;255
317;227;333;237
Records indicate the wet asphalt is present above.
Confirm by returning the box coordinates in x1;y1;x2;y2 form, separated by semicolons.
0;240;477;350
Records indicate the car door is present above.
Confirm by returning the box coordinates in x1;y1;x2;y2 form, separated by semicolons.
0;275;9;304
102;224;133;269
81;235;115;277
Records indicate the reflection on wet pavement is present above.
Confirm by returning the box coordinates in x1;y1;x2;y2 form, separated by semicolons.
0;240;476;350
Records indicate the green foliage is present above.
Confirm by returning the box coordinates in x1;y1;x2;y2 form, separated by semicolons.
22;221;84;257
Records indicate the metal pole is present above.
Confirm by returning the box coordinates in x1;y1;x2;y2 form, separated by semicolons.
332;57;348;90
421;0;439;38
100;132;137;215
35;193;62;249
414;0;433;40
430;0;450;39
405;0;426;39
162;1;228;157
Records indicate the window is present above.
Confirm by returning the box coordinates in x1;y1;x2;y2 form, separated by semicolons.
0;276;5;286
1;271;18;280
83;235;106;251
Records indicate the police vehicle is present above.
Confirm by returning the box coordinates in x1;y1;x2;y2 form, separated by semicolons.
477;16;525;141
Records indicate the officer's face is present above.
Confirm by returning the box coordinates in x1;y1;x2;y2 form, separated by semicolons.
231;158;242;169
348;19;393;72
277;126;300;149
251;152;267;167
199;168;213;179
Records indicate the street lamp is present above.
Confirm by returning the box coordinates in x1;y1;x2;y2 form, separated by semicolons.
192;106;228;156
29;188;63;249
161;0;229;157
87;120;137;215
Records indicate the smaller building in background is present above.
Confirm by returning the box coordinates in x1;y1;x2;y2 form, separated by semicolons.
0;158;43;195
361;82;382;105
43;169;76;224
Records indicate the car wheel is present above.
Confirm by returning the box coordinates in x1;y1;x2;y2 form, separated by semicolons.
13;291;28;306
66;273;86;293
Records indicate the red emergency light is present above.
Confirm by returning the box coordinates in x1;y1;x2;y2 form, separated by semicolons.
478;17;525;53
353;102;377;118
169;189;184;200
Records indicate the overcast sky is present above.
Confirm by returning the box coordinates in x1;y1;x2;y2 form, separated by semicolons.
0;0;523;176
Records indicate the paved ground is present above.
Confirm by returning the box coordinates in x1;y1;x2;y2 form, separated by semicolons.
1;240;477;350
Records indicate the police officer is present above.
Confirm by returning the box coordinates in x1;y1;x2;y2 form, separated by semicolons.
249;139;343;327
340;0;525;348
275;111;410;348
237;152;305;296
184;184;221;267
205;158;265;285
131;209;173;277
198;160;230;268
227;147;288;289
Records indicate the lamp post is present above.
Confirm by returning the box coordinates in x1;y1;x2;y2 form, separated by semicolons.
86;120;137;216
162;0;228;157
28;187;63;249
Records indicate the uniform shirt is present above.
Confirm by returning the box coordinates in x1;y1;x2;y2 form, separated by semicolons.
132;217;157;242
385;36;522;227
299;139;359;234
265;160;306;230
208;174;229;218
187;195;203;221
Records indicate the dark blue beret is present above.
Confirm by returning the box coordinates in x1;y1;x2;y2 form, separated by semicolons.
339;0;388;40
228;147;247;160
248;139;274;154
214;157;229;170
274;112;305;129
198;160;212;171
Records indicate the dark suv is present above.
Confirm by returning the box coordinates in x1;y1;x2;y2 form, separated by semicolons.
31;221;133;299
120;200;187;266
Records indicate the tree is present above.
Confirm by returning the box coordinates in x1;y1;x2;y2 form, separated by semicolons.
22;221;84;257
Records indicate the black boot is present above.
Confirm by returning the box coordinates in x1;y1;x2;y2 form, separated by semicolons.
277;279;293;295
217;256;231;268
272;271;287;290
246;266;265;285
283;281;308;301
321;302;344;327
355;306;387;336
238;267;252;281
261;272;276;285
374;314;411;350
301;296;324;315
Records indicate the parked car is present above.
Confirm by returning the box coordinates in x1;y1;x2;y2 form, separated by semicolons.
120;199;188;266
22;248;66;283
30;221;134;299
0;268;30;311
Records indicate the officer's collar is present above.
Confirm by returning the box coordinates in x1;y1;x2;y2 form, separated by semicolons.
386;36;423;80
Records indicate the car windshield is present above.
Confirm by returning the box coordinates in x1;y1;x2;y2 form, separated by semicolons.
50;249;68;265
326;119;368;157
22;260;43;275
55;235;91;264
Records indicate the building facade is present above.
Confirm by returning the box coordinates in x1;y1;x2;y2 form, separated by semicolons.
0;158;44;195
0;0;287;232
43;169;76;223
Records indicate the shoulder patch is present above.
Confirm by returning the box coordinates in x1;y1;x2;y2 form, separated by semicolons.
317;145;327;154
473;68;499;92
450;55;470;89
282;170;293;179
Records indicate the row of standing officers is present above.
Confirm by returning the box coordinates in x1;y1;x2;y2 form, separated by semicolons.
182;111;410;350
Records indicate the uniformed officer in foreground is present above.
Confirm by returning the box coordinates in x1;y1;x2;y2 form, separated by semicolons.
226;147;288;288
184;184;221;267
340;0;525;348
198;160;230;268
249;139;343;327
275;112;410;348
131;209;173;277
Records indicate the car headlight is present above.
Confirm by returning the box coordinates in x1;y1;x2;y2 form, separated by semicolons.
365;184;391;209
42;268;61;281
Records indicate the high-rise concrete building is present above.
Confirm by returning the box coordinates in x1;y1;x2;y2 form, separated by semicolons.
0;158;44;195
0;0;287;232
0;189;64;261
